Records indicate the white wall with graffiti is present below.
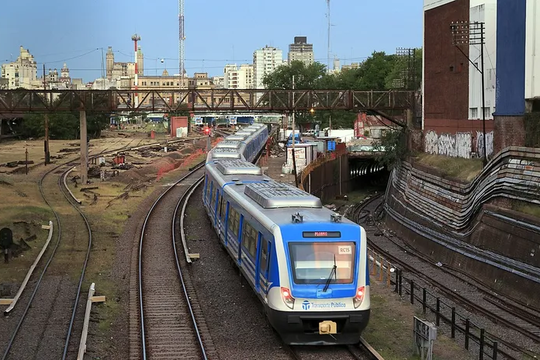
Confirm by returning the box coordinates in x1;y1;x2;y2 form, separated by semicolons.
424;130;494;159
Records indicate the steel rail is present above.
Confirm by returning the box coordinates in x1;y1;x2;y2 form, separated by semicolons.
2;166;68;360
172;175;207;356
138;161;205;360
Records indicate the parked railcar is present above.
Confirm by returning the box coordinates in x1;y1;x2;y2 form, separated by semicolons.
202;126;370;345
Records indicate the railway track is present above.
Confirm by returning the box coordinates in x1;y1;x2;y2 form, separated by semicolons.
285;340;382;360
1;136;190;359
1;162;92;360
136;162;217;359
353;193;540;359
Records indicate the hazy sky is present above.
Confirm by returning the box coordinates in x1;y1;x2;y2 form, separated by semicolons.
0;0;423;83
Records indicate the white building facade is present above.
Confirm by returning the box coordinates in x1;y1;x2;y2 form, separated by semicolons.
525;0;540;101
253;46;283;89
1;46;38;89
468;0;497;120
224;64;254;89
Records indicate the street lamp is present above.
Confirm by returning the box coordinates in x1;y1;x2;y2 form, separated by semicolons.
451;21;487;167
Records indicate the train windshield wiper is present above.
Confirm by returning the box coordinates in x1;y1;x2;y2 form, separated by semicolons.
323;254;337;292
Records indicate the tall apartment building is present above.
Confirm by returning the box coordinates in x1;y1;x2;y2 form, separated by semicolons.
288;36;314;66
106;46;144;81
253;46;283;89
223;64;254;89
1;46;38;89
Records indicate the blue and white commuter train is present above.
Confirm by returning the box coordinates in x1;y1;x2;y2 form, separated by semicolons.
203;124;370;345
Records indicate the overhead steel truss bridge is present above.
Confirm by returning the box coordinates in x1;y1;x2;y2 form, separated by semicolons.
0;89;415;114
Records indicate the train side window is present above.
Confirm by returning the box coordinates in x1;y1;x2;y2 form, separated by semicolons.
211;187;217;209
204;176;210;201
242;222;257;258
220;198;227;221
228;207;240;237
260;237;270;274
218;195;223;218
206;180;212;201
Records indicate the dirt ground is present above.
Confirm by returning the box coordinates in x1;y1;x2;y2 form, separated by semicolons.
0;131;475;360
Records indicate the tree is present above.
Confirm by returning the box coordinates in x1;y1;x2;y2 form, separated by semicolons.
263;61;327;90
385;48;423;90
335;52;397;90
21;110;110;140
372;127;409;169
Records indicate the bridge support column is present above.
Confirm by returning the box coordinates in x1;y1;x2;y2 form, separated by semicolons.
80;109;88;185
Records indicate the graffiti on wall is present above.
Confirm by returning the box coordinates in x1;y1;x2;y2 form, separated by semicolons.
424;130;494;159
476;130;494;159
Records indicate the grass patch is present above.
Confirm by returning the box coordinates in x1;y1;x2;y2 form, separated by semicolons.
512;200;540;218
72;177;160;354
365;281;475;360
0;178;55;285
414;153;483;182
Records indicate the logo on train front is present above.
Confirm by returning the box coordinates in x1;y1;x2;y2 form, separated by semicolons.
302;300;311;310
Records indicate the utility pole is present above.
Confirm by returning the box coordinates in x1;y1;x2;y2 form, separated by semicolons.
80;107;88;185
397;47;417;127
291;75;298;187
42;64;50;165
451;21;487;167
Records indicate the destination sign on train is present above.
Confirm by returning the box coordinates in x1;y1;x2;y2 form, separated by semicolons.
302;231;341;238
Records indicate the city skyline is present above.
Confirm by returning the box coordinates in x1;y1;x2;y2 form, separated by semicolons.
0;0;423;83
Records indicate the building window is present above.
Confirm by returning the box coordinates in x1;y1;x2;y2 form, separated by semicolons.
483;107;491;118
470;108;478;119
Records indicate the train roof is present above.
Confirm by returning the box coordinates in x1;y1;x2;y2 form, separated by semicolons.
215;159;262;176
226;134;247;141
244;182;322;209
236;130;255;136
209;148;242;159
206;161;358;229
216;140;241;149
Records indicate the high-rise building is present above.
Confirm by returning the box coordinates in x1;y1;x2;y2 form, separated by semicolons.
253;46;283;89
288;36;314;66
223;64;254;89
1;46;38;89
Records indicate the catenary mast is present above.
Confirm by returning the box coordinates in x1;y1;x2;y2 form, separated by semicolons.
179;0;185;88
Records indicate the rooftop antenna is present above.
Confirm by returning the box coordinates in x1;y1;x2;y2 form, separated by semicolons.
179;0;185;87
326;0;331;73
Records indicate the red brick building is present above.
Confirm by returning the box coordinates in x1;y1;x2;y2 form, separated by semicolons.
423;0;494;158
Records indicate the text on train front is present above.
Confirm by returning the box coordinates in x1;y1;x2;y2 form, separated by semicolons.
280;229;365;309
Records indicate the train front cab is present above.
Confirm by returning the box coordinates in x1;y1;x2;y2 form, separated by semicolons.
265;224;371;345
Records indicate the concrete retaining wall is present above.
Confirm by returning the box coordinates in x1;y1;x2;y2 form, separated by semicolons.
385;147;540;307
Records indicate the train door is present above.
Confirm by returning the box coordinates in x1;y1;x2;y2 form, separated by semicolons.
213;190;220;226
203;175;209;207
209;183;216;222
217;195;226;240
257;237;271;301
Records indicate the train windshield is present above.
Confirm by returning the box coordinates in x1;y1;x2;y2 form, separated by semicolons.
288;242;355;284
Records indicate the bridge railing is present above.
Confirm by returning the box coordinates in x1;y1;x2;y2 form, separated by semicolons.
0;89;415;113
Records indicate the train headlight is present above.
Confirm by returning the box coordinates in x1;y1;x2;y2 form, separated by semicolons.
353;286;365;309
280;287;295;309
